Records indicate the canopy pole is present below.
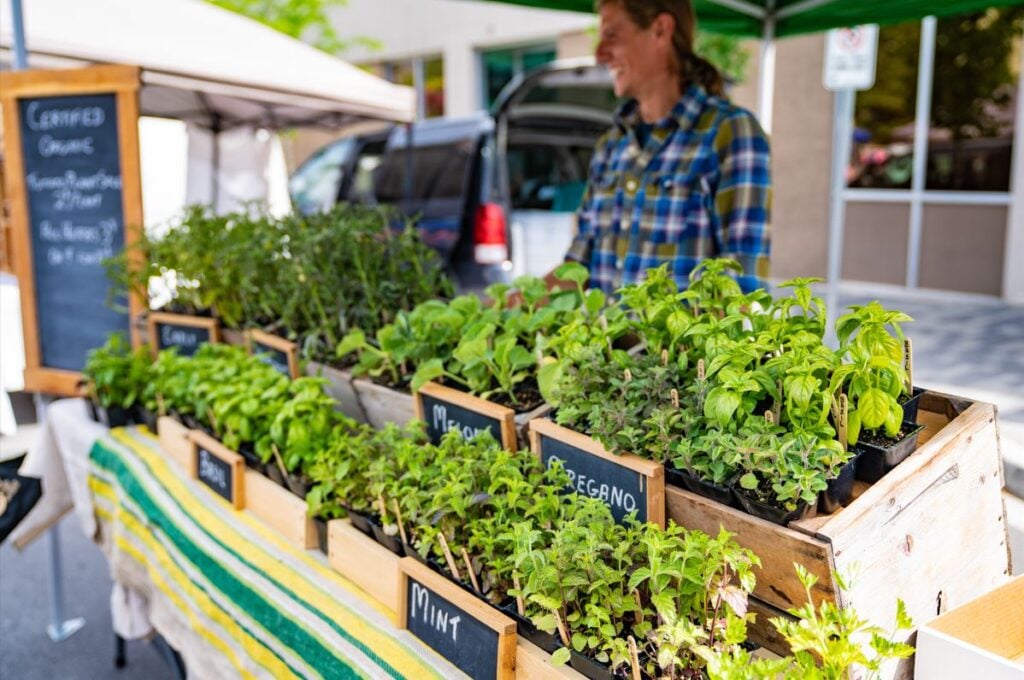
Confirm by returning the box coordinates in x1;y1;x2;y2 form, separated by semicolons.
825;88;855;346
9;0;28;69
210;114;222;210
757;14;776;133
403;122;415;204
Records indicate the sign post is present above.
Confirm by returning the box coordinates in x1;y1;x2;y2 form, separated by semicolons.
0;65;145;396
823;26;879;345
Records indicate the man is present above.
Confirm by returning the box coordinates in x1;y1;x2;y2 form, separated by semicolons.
541;0;771;296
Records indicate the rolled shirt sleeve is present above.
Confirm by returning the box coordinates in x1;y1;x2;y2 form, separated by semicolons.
713;110;772;292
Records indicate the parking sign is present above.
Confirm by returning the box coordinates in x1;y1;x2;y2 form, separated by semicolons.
823;25;879;91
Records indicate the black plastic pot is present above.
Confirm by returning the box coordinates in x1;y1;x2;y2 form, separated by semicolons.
498;602;562;655
900;387;926;424
570;650;615;680
401;541;433;569
236;444;262;470
87;399;102;424
854;423;925;483
344;507;375;537
369;520;404;555
285;474;310;499
104;405;132;428
819;453;860;514
265;462;286;487
665;465;737;508
133;405;159;432
313;518;329;555
734;488;816;526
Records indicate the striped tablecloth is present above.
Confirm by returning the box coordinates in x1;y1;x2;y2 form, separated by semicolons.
88;426;462;680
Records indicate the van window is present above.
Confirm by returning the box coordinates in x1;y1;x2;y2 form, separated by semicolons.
374;141;475;204
289;138;354;214
507;143;593;212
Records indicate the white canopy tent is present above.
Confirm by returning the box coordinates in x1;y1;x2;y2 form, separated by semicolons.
0;0;415;129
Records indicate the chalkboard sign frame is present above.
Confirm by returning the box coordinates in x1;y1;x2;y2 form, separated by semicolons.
148;311;221;359
246;329;299;380
398;557;516;680
413;381;516;450
529;418;666;528
0;65;145;396
188;429;245;510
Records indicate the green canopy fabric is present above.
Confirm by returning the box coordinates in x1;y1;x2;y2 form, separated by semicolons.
482;0;1024;38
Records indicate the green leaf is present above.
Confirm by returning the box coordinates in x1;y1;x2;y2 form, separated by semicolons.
410;359;445;392
550;647;571;666
554;261;588;287
335;330;366;358
739;473;758;490
858;388;890;430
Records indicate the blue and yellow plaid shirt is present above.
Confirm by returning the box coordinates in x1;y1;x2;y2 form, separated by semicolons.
567;84;771;294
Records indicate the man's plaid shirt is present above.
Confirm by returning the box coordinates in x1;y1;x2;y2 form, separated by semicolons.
566;84;771;294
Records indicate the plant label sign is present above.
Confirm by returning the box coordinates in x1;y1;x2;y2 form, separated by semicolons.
246;329;299;380
414;382;516;450
188;430;244;510
530;419;665;527
398;557;516;680
1;65;145;395
148;312;220;358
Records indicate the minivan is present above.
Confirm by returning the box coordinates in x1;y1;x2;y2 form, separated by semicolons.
288;59;617;290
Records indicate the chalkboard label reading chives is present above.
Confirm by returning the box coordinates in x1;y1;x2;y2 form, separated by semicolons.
414;382;516;449
148;312;219;358
188;430;244;510
19;93;129;373
246;329;299;380
398;557;516;680
530;419;665;527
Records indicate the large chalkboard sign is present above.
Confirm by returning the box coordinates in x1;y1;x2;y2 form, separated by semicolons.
189;430;245;510
247;329;299;379
149;312;219;358
530;419;665;527
1;66;144;396
399;557;515;680
414;382;516;449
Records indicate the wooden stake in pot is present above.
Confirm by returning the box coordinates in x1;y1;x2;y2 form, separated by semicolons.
392;498;409;545
437;533;462;581
513;573;525;616
628;636;641;680
904;337;914;394
271;443;288;479
697;358;705;381
460;547;481;594
837;394;849;451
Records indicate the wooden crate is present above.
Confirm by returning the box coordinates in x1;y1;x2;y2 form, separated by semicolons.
327;518;403;614
306;361;367;423
157;416;195;475
245;470;317;550
667;391;1011;679
352;378;416;430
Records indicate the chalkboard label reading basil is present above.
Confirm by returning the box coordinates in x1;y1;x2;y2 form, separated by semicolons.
18;93;129;372
246;330;298;380
531;419;665;527
189;430;244;510
414;382;515;449
149;313;219;358
399;558;515;680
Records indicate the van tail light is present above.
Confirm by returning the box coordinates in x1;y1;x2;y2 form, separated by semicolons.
473;202;509;265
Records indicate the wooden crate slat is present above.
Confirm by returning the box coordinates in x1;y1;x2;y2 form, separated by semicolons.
245;470;317;550
327;519;402;615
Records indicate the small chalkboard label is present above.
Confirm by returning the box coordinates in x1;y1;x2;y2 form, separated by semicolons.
530;419;665;527
188;430;244;510
414;382;516;449
399;558;515;680
148;312;219;358
246;329;298;379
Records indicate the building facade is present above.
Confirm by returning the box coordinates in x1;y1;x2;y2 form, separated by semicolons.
296;0;1023;302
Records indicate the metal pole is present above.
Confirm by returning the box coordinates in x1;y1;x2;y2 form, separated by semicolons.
403;122;415;204
412;57;426;121
210;114;222;211
46;521;86;641
757;11;777;133
10;0;28;69
826;88;855;346
906;16;937;289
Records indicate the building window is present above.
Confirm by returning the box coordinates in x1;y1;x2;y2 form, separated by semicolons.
850;8;1022;192
365;56;445;119
481;44;557;109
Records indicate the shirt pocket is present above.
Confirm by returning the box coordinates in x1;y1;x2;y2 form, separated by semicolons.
643;172;708;244
590;171;623;237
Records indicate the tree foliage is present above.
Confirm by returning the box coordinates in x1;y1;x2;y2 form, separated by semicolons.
208;0;381;54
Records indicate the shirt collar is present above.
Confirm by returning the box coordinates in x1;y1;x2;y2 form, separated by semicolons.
614;83;709;135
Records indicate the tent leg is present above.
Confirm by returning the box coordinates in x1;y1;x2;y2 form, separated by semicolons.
9;0;28;69
757;16;776;133
46;522;86;642
825;88;855;345
210;115;222;211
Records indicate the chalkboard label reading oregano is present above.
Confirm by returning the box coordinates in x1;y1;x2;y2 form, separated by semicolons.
530;419;665;527
414;382;515;449
148;312;219;358
246;329;298;379
399;558;515;680
189;430;244;510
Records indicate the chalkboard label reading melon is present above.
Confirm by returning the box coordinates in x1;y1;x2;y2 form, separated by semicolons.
189;430;244;509
18;93;129;372
530;419;665;527
149;313;219;358
414;382;515;449
247;330;298;380
399;558;515;680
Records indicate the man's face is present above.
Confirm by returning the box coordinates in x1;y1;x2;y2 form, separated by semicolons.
596;3;672;100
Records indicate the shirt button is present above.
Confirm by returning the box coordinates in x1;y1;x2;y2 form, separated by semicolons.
626;179;637;192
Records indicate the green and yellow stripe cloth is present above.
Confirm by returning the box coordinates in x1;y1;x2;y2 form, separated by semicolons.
88;427;458;680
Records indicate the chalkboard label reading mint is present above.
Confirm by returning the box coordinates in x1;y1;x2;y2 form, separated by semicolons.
539;433;648;524
415;383;514;449
252;341;290;377
406;577;500;680
196;446;233;503
156;322;211;357
18;93;129;371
